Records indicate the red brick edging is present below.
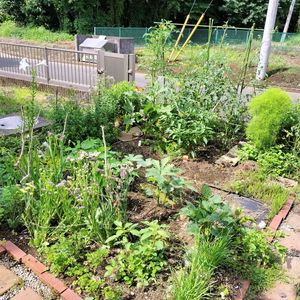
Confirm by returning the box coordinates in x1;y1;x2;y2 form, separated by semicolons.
0;241;82;300
0;196;293;300
233;197;294;299
268;197;294;240
235;280;250;300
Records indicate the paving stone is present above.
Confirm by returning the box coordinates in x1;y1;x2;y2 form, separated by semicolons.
261;282;296;300
279;232;300;251
39;271;67;293
0;265;22;295
285;212;300;232
284;256;300;280
11;287;42;300
61;288;83;300
22;254;47;275
4;241;26;261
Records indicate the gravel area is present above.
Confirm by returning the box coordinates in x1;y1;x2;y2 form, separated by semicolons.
0;254;59;300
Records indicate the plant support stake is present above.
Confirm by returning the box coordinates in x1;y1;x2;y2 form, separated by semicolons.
256;0;279;80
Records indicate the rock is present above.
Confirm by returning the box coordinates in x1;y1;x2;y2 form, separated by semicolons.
238;160;258;172
277;177;298;188
118;126;143;142
215;145;240;167
258;221;266;229
215;155;239;167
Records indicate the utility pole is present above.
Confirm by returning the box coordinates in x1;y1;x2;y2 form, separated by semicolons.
256;0;279;80
280;0;297;43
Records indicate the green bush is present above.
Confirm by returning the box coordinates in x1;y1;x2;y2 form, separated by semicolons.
246;88;292;149
48;81;143;144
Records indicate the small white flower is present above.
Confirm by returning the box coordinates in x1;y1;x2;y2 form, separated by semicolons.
19;58;30;71
37;59;47;67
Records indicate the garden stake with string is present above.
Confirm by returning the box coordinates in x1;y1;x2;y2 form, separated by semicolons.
171;0;214;62
168;0;197;62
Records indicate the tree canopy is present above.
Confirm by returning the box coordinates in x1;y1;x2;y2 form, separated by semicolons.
0;0;299;33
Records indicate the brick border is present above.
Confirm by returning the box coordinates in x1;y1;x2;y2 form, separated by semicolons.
0;241;82;300
268;197;294;241
234;280;250;300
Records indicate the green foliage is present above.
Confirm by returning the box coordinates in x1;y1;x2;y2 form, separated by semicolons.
222;0;291;28
246;88;292;150
105;220;169;287
141;157;193;206
171;235;230;300
0;185;24;229
176;185;285;299
0;21;72;42
257;145;300;179
181;185;243;238
228;171;289;219
49;81;143;144
144;20;175;80
43;230;89;274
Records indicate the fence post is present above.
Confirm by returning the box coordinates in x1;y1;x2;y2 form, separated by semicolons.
128;54;135;82
97;49;105;79
44;47;50;83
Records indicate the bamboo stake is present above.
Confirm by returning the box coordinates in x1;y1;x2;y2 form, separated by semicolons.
172;14;205;61
168;14;191;61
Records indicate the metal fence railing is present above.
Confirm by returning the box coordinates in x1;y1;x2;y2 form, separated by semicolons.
94;26;299;47
0;42;135;91
0;42;98;91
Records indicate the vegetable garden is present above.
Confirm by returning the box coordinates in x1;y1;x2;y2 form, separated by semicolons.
0;22;300;300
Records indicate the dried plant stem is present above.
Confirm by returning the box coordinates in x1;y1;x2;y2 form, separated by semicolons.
101;126;108;179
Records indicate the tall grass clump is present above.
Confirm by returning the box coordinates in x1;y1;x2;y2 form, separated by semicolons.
171;235;230;300
0;21;72;43
246;88;292;150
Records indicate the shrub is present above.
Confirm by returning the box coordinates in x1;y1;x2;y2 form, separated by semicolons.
48;81;143;144
246;88;292;149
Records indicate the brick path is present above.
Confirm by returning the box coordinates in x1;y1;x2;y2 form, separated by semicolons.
262;203;300;300
0;241;82;300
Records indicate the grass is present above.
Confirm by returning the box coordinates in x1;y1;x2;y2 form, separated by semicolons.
171;235;230;300
227;171;289;219
0;21;72;43
0;87;50;116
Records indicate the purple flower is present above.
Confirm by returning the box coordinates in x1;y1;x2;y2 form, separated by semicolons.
120;168;127;178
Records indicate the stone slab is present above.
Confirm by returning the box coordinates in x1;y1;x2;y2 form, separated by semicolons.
284;212;300;232
261;282;296;300
279;232;300;252
0;113;51;136
0;265;21;295
284;256;300;280
11;287;42;300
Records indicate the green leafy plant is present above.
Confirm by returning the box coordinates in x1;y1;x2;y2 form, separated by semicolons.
143;20;175;82
246;88;292;149
181;184;247;238
142;157;193;206
105;220;169;287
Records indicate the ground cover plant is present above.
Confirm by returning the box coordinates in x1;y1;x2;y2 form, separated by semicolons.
0;21;72;43
1;21;299;300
